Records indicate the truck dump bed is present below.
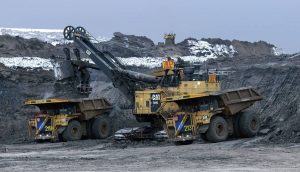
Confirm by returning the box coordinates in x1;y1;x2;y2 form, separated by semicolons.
77;98;112;120
211;87;262;115
25;98;113;120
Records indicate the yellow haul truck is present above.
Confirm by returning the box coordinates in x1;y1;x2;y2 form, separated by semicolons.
163;87;262;144
134;69;262;144
26;98;112;142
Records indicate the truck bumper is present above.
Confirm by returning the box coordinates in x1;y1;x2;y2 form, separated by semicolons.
173;134;195;142
35;134;55;140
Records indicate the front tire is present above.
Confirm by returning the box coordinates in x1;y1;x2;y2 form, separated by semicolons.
205;116;229;142
62;120;82;141
92;116;112;139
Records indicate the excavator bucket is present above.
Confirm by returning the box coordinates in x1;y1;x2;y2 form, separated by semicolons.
53;60;75;80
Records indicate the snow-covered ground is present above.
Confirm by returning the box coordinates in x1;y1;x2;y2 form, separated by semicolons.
113;39;240;68
272;47;284;56
188;39;283;57
0;27;109;46
289;53;300;59
0;27;284;70
0;55;214;70
188;39;236;58
1;27;283;57
0;57;53;70
118;56;212;68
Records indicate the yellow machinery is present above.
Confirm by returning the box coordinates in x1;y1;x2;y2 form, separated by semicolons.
163;88;262;144
133;60;262;144
26;98;112;142
134;60;220;123
60;26;262;144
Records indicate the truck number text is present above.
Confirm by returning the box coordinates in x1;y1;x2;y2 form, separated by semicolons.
184;125;193;132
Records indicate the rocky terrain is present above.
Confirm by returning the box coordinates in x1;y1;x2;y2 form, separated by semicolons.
0;27;281;58
0;28;299;171
0;28;299;144
0;139;299;171
220;60;300;143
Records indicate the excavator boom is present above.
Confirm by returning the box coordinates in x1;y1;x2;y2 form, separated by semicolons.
62;26;160;101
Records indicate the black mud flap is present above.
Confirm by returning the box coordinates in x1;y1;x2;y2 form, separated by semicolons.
57;126;66;134
198;124;209;133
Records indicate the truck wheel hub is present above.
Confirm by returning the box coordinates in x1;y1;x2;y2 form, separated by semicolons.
71;127;78;135
216;123;225;136
100;124;107;134
250;119;257;130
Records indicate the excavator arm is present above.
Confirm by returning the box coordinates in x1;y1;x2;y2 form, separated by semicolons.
61;26;160;101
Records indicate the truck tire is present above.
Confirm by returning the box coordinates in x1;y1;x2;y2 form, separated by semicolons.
205;116;228;142
62;120;82;141
232;114;242;138
92;116;111;139
239;112;260;137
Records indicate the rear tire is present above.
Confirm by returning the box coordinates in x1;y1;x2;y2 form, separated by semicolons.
239;112;260;137
232;114;242;138
92;116;111;139
205;116;228;142
62;120;82;141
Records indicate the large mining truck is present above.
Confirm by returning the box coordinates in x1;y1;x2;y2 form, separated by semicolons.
164;87;262;144
26;98;112;142
56;26;262;144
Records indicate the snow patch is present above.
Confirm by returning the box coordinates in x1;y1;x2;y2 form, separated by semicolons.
118;56;210;68
0;27;110;46
188;40;236;58
272;47;284;56
0;55;217;71
289;53;300;59
0;57;53;70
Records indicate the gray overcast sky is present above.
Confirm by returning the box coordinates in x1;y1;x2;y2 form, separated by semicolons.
0;0;299;53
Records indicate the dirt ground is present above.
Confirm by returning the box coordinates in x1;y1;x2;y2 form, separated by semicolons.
0;138;299;172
